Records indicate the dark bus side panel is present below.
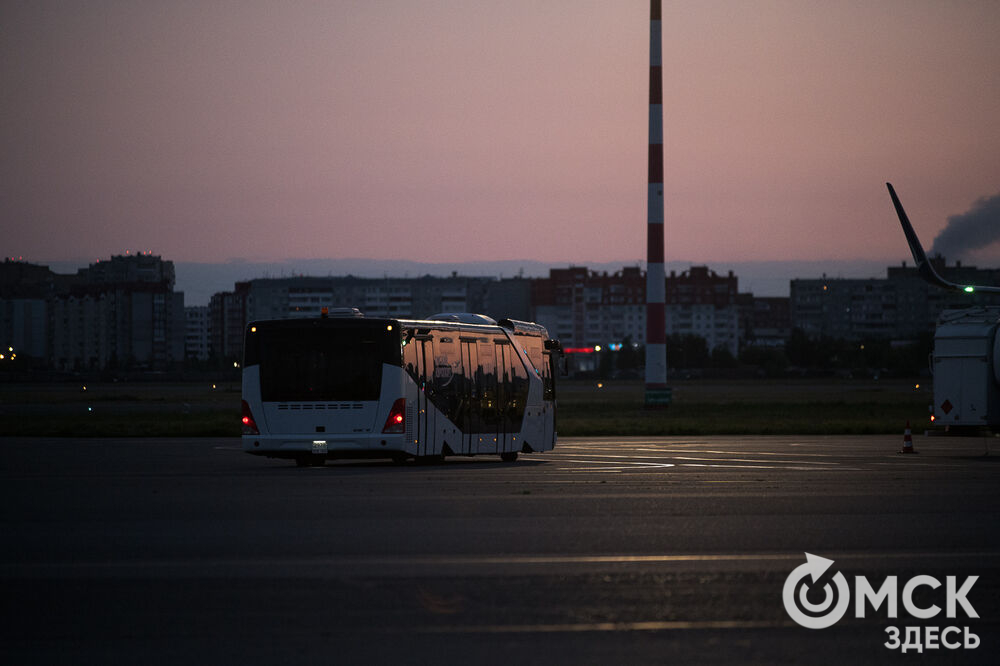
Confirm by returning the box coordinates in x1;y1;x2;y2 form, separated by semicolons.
403;328;531;436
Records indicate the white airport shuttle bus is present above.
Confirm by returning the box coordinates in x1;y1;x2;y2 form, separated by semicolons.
241;311;561;465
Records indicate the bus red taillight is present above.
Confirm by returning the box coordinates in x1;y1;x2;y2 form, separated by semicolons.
241;400;260;435
382;398;406;434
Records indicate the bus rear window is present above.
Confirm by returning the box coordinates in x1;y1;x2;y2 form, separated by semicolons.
251;323;400;402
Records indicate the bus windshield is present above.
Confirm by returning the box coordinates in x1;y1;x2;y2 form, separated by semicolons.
246;321;401;402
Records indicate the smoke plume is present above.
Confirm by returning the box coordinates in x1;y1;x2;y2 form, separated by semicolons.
930;192;1000;260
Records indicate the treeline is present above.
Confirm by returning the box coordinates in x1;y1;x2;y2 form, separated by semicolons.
590;330;934;379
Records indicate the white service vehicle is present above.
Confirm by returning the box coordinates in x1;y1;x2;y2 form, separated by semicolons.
888;183;1000;429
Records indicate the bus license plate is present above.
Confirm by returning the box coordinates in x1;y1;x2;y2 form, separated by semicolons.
311;440;328;454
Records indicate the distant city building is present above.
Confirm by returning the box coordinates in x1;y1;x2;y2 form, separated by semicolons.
886;259;1000;334
240;275;496;322
80;252;176;286
0;260;58;361
0;254;185;370
485;276;533;322
0;297;47;360
208;274;525;361
209;282;249;363
739;295;791;348
532;267;647;349
184;306;210;361
666;266;739;356
11;252;994;373
48;254;185;370
790;258;1000;341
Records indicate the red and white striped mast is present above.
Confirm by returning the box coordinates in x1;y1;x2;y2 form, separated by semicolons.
645;0;670;406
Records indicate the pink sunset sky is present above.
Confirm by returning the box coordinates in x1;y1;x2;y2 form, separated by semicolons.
3;0;999;268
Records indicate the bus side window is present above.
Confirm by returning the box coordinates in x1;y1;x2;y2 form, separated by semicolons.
507;342;528;426
523;338;543;378
460;339;479;434
430;333;462;426
478;340;498;430
402;330;420;384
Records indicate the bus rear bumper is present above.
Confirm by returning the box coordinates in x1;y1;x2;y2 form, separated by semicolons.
242;434;411;459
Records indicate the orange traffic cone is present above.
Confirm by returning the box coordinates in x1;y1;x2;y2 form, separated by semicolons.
899;421;917;454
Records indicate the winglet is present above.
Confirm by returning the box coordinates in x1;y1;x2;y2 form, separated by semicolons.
887;183;968;292
887;183;929;268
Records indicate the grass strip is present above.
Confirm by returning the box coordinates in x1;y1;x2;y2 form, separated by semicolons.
2;401;928;437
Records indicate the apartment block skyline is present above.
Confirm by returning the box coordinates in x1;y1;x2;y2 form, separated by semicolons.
4;254;1000;371
1;255;185;371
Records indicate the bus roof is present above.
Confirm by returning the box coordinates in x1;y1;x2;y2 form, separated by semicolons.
247;314;551;340
397;317;549;339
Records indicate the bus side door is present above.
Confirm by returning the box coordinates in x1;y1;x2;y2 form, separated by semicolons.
413;336;435;456
476;340;498;455
460;339;479;455
493;339;512;455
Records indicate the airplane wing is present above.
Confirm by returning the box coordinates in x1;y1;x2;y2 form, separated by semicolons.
886;182;1000;294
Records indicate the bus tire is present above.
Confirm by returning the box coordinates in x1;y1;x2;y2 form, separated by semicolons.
500;451;518;463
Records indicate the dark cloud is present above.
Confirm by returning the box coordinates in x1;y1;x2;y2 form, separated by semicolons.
930;192;1000;260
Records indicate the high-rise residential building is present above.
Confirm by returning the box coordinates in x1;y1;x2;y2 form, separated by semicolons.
666;266;740;356
532;267;647;349
531;265;743;356
209;282;250;364
48;254;185;370
791;258;1000;341
738;295;791;348
0;259;54;360
0;255;186;370
185;306;210;361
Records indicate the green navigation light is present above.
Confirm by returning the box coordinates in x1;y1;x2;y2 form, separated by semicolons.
964;286;975;293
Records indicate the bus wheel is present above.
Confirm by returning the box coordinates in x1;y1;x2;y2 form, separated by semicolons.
500;451;518;463
390;453;409;465
415;454;444;465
